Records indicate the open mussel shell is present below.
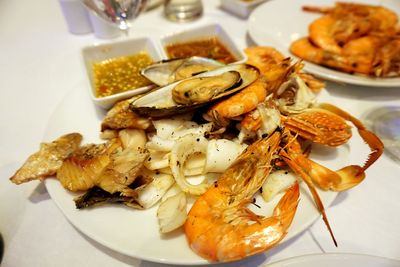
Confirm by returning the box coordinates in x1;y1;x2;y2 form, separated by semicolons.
131;63;259;117
140;56;225;86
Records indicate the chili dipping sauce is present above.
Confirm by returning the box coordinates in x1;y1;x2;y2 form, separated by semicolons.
165;37;237;64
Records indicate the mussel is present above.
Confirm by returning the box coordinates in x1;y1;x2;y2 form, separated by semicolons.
140;57;225;86
172;71;241;105
131;64;259;117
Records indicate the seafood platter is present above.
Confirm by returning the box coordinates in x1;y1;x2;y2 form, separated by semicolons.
10;15;385;265
248;0;400;87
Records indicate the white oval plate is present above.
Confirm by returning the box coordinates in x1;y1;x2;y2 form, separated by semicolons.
267;253;400;267
248;0;400;87
43;86;342;265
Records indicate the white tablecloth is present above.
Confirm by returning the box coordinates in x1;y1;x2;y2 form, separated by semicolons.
1;1;399;266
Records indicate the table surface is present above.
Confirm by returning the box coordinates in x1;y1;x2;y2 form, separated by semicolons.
1;1;400;266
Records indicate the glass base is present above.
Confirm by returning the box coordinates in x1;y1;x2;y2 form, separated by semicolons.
164;1;203;22
363;106;400;163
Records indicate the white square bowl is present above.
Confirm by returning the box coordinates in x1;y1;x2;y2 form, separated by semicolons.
82;37;163;109
221;0;268;19
160;23;246;64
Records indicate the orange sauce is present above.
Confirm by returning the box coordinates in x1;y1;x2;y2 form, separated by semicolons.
165;37;237;64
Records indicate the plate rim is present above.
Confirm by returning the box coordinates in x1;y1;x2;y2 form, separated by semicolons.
265;252;400;267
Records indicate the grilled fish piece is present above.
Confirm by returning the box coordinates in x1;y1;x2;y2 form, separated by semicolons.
10;133;82;184
96;146;149;197
56;141;120;192
101;99;151;132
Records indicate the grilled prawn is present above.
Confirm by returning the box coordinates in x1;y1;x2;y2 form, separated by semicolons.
185;132;300;262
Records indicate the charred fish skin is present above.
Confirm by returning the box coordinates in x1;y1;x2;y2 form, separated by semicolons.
131;64;260;118
74;186;135;209
74;173;153;209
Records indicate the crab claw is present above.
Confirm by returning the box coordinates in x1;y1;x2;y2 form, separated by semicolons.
358;129;384;172
333;165;365;192
302;159;366;192
315;103;384;172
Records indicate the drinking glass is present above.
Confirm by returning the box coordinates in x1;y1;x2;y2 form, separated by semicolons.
81;0;147;34
164;0;203;22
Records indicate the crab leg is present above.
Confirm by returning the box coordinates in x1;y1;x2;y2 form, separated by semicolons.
279;137;337;246
285;123;368;190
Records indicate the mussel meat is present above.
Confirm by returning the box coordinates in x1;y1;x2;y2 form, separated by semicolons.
172;71;241;105
131;64;259;117
140;56;225;86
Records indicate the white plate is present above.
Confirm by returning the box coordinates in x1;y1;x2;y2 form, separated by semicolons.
267;253;400;267
43;85;343;265
248;0;400;87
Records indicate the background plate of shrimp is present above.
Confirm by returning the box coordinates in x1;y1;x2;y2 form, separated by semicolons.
39;81;348;265
248;0;400;87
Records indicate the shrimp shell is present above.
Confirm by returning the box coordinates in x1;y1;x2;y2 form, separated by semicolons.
185;132;300;262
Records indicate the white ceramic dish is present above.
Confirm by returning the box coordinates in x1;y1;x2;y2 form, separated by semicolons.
160;23;247;64
43;85;344;265
221;0;268;19
266;253;400;267
82;37;163;109
248;0;400;87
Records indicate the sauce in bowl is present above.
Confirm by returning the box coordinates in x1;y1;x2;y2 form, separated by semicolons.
93;51;153;98
165;37;237;64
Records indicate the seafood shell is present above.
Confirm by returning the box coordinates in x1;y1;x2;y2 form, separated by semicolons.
140;57;225;86
131;64;259;117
